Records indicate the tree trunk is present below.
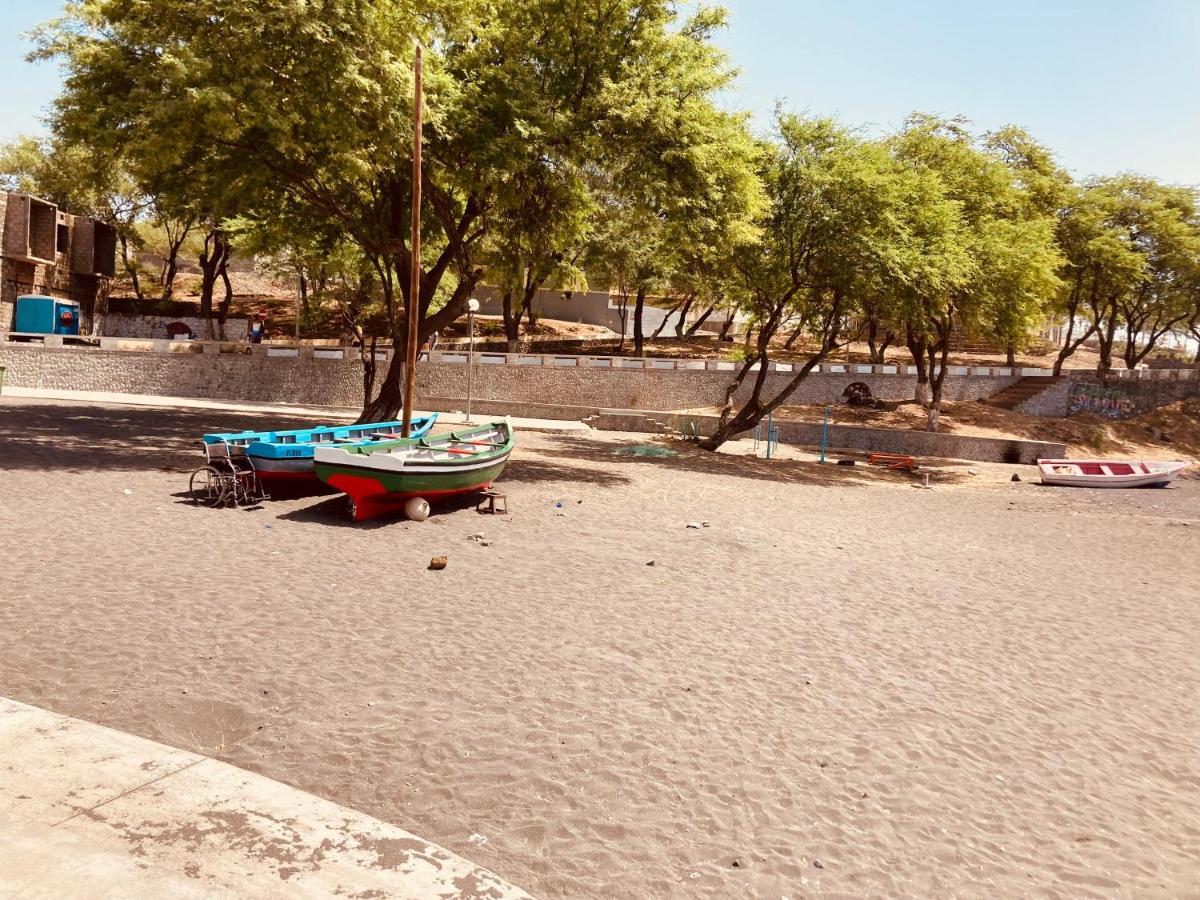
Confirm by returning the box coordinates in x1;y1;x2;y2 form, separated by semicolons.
717;317;733;341
685;305;715;337
1054;323;1097;376
160;245;181;301
159;221;193;302
358;350;403;424
906;324;929;406
1096;313;1118;374
649;295;682;341
633;287;647;356
118;233;144;301
525;297;538;331
614;293;629;351
1123;323;1141;369
197;229;229;340
501;289;520;352
924;317;952;432
783;322;805;350
700;290;845;451
1005;344;1016;368
216;258;234;341
673;293;696;339
866;317;894;364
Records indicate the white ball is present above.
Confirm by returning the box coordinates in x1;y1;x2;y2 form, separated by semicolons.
405;497;431;521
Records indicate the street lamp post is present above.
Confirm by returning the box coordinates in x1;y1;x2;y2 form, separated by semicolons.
466;297;480;424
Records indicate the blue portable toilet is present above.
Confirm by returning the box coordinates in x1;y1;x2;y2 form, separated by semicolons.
14;295;81;336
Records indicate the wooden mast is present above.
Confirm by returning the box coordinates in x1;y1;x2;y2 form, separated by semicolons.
402;43;423;437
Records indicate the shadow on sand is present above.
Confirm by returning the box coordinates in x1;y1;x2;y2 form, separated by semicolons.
0;400;335;473
533;434;942;488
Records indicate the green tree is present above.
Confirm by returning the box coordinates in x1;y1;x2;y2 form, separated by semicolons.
699;115;960;450
37;0;736;420
486;160;592;350
889;115;1060;430
1055;176;1197;373
588;7;762;357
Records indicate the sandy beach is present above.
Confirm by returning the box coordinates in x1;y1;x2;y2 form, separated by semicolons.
1;397;1198;898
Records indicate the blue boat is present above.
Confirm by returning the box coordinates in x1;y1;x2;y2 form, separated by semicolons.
202;416;438;484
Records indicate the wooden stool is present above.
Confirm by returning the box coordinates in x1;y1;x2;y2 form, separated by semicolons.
477;490;508;515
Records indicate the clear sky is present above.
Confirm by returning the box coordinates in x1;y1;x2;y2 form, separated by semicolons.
2;0;1197;185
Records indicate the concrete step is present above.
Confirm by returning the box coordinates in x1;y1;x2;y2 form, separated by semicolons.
984;376;1065;410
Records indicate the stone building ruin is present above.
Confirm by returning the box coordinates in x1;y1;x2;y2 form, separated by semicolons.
0;191;117;336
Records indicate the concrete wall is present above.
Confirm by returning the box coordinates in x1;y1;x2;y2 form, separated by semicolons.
0;342;1023;412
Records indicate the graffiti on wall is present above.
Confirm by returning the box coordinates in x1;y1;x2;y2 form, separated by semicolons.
1068;383;1137;419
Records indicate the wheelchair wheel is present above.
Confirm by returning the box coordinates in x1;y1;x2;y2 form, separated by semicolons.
189;466;227;507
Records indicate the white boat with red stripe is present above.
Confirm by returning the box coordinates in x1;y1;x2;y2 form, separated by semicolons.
1036;459;1188;488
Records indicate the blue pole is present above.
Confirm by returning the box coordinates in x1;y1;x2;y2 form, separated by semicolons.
819;406;829;463
765;412;773;459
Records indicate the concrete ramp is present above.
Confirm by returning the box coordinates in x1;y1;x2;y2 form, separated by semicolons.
0;697;532;899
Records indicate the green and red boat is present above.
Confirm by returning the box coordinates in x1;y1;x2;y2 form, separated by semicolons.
313;420;515;522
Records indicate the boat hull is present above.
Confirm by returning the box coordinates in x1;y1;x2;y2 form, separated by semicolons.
319;461;509;521
204;415;438;486
1037;459;1187;488
314;420;514;522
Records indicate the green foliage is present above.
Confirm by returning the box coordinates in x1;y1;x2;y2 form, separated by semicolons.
1057;175;1200;368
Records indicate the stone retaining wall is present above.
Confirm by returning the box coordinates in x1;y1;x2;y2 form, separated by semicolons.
100;313;250;341
0;342;1022;412
1016;375;1199;419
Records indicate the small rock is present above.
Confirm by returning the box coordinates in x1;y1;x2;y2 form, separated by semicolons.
731;858;742;868
813;859;825;869
429;556;448;570
181;689;188;694
480;540;493;547
646;560;656;566
686;522;703;529
468;532;485;542
122;489;133;495
967;469;979;476
1011;473;1022;482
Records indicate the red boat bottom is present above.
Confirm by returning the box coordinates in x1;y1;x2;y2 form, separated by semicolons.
326;473;494;522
